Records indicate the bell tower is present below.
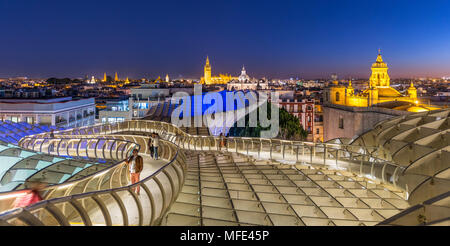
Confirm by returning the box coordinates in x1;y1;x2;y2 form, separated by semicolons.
204;56;211;84
408;81;418;101
369;49;390;87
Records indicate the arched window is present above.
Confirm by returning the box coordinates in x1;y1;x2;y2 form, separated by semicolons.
336;92;340;102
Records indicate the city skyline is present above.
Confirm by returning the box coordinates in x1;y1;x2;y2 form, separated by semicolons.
0;0;449;79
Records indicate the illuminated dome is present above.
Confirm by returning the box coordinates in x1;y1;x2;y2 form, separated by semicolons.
238;65;250;82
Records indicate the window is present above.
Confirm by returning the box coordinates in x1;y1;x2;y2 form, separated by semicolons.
26;117;34;124
316;128;319;134
336;92;340;102
107;117;125;124
339;116;344;129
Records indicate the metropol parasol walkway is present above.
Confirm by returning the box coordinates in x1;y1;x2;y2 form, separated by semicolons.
0;108;448;226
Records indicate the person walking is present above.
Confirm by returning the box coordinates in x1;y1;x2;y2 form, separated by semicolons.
148;134;154;159
48;130;55;152
13;180;46;209
152;133;160;160
219;133;226;151
126;149;143;195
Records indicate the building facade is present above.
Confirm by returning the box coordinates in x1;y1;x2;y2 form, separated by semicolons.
324;51;419;108
98;98;131;124
323;103;409;141
0;97;95;128
227;66;269;91
322;51;439;142
278;98;316;141
200;56;237;85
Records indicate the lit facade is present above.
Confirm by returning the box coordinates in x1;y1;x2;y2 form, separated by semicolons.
200;56;237;85
0;97;95;128
324;51;420;110
278;98;315;140
226;66;269;91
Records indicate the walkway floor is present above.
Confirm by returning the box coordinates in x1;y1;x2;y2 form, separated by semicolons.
162;150;410;226
68;154;167;226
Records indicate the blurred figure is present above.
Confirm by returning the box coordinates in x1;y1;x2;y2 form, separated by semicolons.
152;133;160;160
48;130;55;152
13;180;46;209
148;133;154;159
219;133;226;150
126;149;143;195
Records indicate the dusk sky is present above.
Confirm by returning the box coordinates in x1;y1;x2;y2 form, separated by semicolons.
0;0;449;79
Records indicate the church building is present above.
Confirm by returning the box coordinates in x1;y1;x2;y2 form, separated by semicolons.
324;51;419;108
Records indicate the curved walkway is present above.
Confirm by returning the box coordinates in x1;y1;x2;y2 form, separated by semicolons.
0;116;448;226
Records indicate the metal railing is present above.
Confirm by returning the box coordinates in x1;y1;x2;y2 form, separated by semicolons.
2;119;442;226
47;120;409;192
0;134;186;226
18;137;138;161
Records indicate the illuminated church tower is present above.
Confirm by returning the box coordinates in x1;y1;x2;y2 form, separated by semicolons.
204;56;212;84
103;73;107;82
369;50;390;87
114;72;119;82
324;50;430;110
408;81;418;101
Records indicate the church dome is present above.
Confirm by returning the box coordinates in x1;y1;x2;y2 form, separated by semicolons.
238;65;250;82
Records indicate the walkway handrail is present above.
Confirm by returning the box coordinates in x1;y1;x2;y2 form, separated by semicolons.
0;137;140;212
49;120;409;190
59;120;449;201
0;139;185;226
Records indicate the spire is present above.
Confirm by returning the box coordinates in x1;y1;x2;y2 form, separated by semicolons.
103;73;107;82
206;56;210;65
114;72;119;82
348;78;353;88
376;49;383;63
410;81;416;88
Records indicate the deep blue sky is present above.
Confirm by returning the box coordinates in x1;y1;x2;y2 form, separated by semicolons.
0;0;449;79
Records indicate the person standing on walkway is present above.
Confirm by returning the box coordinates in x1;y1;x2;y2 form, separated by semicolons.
148;134;154;159
49;130;55;152
219;133;226;151
152;133;160;160
126;149;143;195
